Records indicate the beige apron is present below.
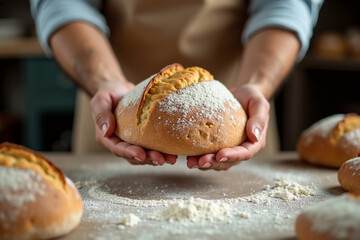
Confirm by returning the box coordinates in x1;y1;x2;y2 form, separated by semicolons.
72;0;280;155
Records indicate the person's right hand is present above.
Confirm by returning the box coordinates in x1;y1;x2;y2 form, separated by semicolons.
90;81;177;166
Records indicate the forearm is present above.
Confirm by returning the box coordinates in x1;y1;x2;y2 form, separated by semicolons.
234;28;300;99
50;22;126;96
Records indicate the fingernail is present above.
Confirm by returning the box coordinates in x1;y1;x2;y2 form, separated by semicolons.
152;161;160;166
134;157;142;162
101;123;108;136
165;160;172;165
254;127;260;141
191;165;199;169
219;157;228;162
202;162;211;168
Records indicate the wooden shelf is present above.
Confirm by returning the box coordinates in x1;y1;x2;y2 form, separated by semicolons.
300;55;360;72
0;37;44;58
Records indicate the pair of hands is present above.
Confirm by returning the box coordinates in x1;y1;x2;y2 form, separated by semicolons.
90;81;269;171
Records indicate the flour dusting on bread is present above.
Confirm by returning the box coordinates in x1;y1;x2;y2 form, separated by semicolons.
301;195;360;239
304;114;344;140
159;81;240;119
0;167;45;223
297;113;360;168
344;128;360;149
348;158;360;173
121;76;153;107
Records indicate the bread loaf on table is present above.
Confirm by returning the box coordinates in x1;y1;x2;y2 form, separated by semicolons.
115;63;247;156
297;114;360;168
295;194;360;240
0;142;83;240
338;157;360;194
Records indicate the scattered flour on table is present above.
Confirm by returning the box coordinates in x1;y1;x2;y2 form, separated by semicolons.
75;178;98;189
78;173;330;240
148;197;231;223
87;178;316;226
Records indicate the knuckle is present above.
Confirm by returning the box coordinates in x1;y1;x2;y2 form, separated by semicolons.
252;117;267;130
94;113;106;126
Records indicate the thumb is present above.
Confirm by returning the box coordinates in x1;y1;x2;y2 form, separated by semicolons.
94;111;116;138
246;99;270;143
90;94;116;137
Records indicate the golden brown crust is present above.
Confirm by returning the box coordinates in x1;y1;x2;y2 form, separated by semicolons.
115;63;247;155
297;114;360;168
0;142;83;240
0;142;66;188
338;157;360;194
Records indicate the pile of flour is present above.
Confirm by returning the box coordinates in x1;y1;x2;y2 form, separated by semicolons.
239;180;316;204
267;180;316;200
148;197;231;223
119;214;141;228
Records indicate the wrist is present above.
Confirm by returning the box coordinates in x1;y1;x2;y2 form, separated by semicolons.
247;70;276;100
233;70;276;100
82;67;128;96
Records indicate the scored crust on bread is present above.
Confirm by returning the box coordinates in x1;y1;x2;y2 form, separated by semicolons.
297;113;360;168
0;142;83;240
138;63;213;126
295;194;360;240
338;157;360;194
115;63;247;156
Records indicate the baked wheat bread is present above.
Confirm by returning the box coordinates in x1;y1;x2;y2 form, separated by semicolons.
0;142;83;240
338;157;360;194
295;194;360;240
297;114;360;168
115;63;247;155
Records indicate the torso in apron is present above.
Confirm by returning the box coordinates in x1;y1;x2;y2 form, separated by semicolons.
103;0;248;86
73;0;279;155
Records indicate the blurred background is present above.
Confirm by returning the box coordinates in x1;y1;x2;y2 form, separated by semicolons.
0;0;359;152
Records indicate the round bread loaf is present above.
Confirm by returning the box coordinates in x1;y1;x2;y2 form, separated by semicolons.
295;194;360;240
0;142;83;240
296;114;360;168
115;63;247;155
338;157;360;194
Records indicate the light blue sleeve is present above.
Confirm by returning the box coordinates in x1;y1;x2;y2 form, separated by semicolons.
242;0;324;60
30;0;109;56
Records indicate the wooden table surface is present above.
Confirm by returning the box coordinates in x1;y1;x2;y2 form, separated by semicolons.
0;37;44;58
45;152;343;240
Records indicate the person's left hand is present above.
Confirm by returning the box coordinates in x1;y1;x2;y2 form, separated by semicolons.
186;84;269;170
